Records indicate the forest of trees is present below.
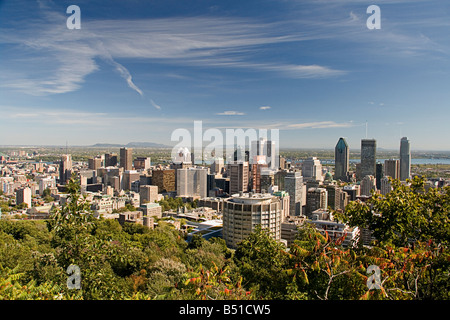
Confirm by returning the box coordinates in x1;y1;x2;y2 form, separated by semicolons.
0;176;449;300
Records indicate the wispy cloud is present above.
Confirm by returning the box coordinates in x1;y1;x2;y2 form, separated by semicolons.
259;106;271;110
0;3;347;96
287;121;356;129
150;99;162;110
216;111;246;116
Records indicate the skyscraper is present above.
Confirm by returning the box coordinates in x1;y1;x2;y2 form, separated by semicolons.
400;137;411;181
360;139;376;178
228;161;249;195
284;171;303;216
334;137;349;181
120;147;133;171
59;154;72;185
305;187;328;216
105;153;118;167
302;157;323;181
384;159;400;180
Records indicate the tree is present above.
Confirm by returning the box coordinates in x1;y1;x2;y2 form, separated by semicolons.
234;225;291;299
335;176;450;247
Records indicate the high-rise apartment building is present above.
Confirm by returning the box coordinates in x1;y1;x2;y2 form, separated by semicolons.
360;139;376;178
400;137;411;181
384;159;400;180
16;187;32;208
59;154;72;185
228;161;249;195
120;147;133;171
222;193;282;249
284;171;303;216
335;137;349;181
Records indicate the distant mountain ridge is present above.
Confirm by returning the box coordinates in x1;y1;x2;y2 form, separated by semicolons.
91;142;171;148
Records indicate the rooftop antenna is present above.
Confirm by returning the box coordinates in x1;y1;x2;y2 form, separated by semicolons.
365;121;368;139
66;140;68;155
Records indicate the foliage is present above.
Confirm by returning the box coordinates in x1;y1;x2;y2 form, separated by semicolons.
335;176;450;247
0;176;448;300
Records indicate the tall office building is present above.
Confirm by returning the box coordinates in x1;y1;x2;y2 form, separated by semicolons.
88;157;102;170
177;167;208;199
59;154;72;185
376;162;383;190
384;159;400;180
360;139;376;178
151;169;176;193
105;153;118;167
334;137;349;181
120;147;133;171
134;157;151;170
400;137;411;181
306;187;328;216
302;157;323;181
222;193;282;249
228;161;249;195
284;171;303;216
251;162;268;193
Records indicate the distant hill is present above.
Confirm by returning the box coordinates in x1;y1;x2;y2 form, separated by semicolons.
91;142;172;148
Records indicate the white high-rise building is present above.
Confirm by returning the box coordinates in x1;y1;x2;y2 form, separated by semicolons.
380;176;392;195
284;171;303;216
222;192;282;249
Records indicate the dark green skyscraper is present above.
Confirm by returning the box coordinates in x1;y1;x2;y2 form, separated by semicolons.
335;137;349;181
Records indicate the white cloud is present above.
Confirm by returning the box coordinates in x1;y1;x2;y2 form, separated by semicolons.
259;106;271;110
150;99;162;110
287;121;355;129
0;5;347;96
216;111;246;116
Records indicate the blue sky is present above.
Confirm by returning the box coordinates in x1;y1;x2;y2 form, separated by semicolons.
1;0;449;150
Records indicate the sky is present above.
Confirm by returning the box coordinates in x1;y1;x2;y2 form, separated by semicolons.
1;0;449;151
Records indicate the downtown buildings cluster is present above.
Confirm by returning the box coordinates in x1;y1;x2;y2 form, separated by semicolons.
0;136;448;250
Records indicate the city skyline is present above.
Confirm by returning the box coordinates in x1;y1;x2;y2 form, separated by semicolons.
1;1;450;150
